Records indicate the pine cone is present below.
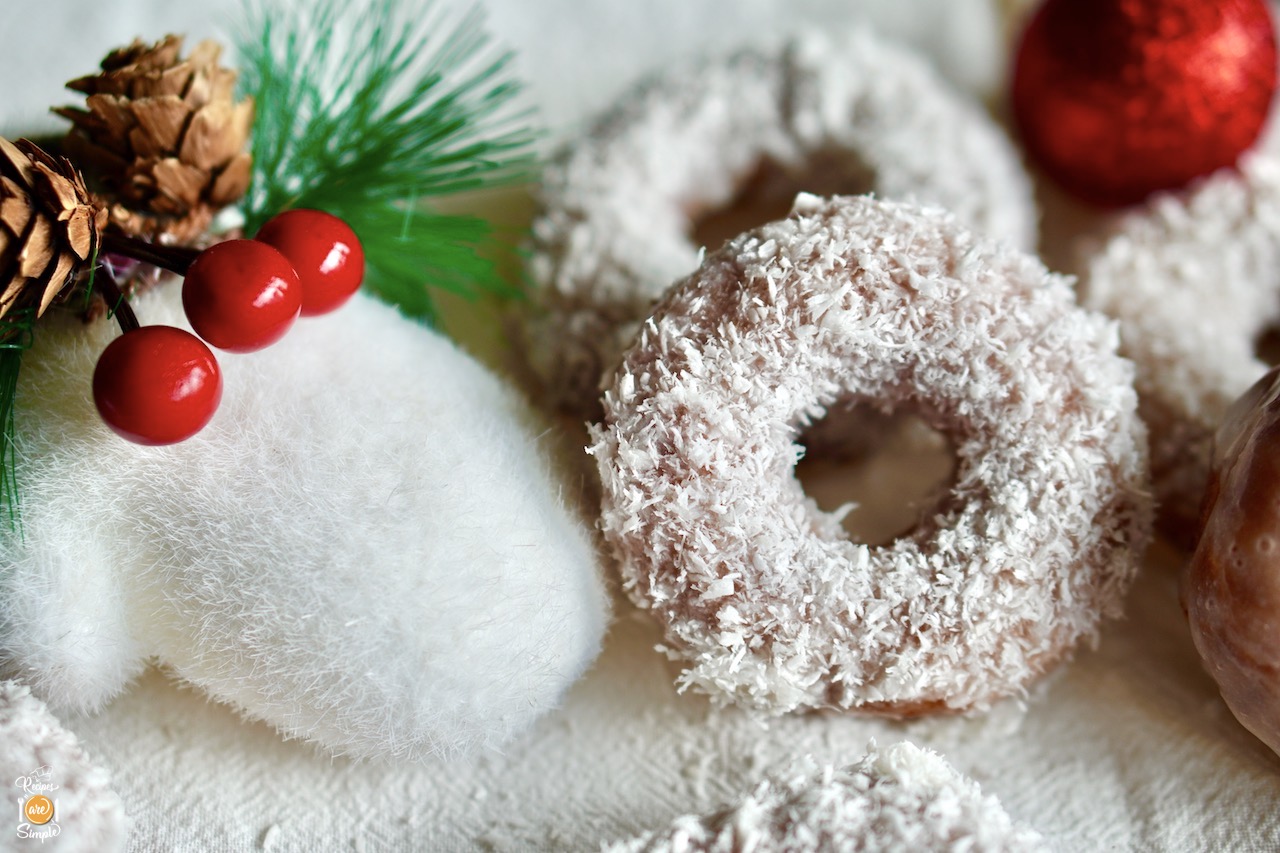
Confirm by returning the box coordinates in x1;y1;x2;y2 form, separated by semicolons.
0;137;107;324
56;35;254;244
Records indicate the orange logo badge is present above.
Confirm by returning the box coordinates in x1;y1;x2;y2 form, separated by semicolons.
21;795;53;826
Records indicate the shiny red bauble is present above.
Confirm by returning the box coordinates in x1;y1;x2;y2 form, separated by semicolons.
182;240;302;352
255;209;365;316
1012;0;1278;207
93;326;223;446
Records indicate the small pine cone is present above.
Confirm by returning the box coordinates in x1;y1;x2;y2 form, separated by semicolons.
56;35;254;244
0;137;107;324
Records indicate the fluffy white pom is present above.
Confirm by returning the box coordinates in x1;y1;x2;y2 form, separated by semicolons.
0;285;608;760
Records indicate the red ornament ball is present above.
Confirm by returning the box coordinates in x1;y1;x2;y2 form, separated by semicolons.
182;239;302;352
255;209;365;316
93;326;223;446
1012;0;1278;207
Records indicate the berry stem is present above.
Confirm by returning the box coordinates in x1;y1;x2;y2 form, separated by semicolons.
100;233;201;276
95;268;139;335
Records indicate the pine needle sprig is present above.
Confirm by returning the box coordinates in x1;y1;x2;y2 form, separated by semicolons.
348;203;519;320
0;308;37;530
236;0;536;322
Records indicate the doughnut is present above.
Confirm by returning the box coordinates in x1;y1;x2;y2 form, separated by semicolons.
1076;145;1280;542
590;195;1151;715
605;742;1047;852
1187;365;1280;758
523;29;1036;417
0;681;127;849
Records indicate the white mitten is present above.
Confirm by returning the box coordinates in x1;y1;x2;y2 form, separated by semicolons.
0;284;608;760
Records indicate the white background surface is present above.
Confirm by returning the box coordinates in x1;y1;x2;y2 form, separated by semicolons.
4;1;1280;850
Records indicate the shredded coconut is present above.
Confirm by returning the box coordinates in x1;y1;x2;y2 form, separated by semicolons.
590;195;1151;715
522;29;1035;416
0;681;127;851
604;741;1047;853
1076;147;1280;535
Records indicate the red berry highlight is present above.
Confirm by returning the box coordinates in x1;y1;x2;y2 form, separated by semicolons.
93;326;223;446
255;209;365;316
182;240;302;352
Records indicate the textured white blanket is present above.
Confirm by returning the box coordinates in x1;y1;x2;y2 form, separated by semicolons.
4;1;1280;851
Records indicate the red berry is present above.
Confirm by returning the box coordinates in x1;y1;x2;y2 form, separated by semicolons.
93;326;223;446
182;240;302;352
255;209;365;316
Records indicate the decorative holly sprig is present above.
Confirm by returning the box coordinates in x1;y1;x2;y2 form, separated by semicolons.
236;0;536;323
0;0;537;524
94;210;363;444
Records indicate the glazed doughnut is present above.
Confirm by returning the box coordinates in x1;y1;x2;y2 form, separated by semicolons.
1076;146;1280;541
590;195;1151;715
524;29;1036;417
1188;365;1280;757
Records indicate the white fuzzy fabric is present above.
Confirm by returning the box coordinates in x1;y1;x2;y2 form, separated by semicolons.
0;285;608;761
523;28;1035;415
0;680;127;851
592;195;1151;715
1076;147;1280;534
604;741;1047;853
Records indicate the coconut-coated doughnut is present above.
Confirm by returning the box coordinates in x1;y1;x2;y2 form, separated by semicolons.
1187;365;1280;758
1077;148;1280;542
590;195;1151;715
523;29;1035;417
605;743;1047;853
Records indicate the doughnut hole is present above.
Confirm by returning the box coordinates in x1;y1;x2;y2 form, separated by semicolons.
795;405;957;546
691;149;874;253
1254;327;1280;366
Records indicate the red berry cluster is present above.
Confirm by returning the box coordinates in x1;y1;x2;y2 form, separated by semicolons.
93;210;365;445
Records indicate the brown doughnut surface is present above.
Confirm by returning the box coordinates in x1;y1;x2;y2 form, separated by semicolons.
1188;365;1280;757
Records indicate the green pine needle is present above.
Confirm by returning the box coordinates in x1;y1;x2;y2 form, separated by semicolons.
236;0;536;321
0;308;36;531
346;203;519;323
